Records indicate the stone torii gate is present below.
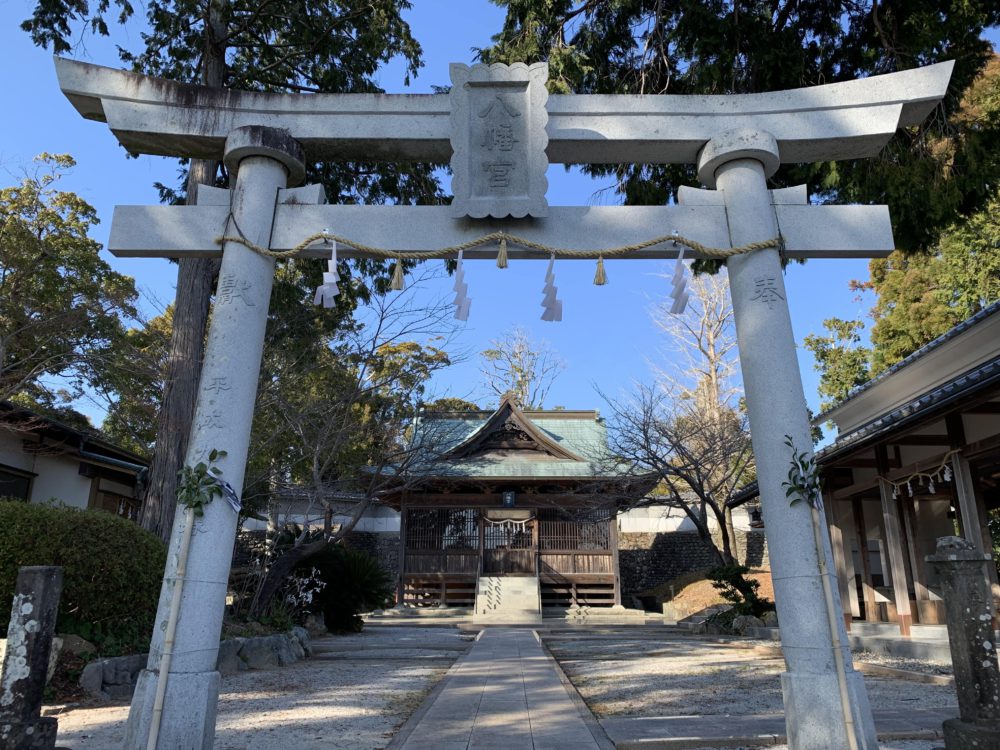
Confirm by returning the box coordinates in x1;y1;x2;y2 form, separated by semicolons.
56;57;952;750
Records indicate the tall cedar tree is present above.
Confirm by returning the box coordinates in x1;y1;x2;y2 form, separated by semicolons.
804;57;1000;409
479;2;999;263
481;2;1000;404
22;0;446;541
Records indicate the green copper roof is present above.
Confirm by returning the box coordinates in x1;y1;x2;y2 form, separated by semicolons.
410;398;623;480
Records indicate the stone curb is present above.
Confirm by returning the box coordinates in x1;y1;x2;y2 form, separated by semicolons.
537;632;617;750
78;627;312;700
613;729;942;750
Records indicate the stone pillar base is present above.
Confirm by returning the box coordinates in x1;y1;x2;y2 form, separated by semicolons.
0;717;58;749
123;669;221;750
944;717;1000;749
781;669;878;749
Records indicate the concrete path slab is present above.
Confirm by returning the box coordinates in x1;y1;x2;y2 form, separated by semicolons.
389;628;611;750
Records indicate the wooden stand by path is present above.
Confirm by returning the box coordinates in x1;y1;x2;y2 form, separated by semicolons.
389;629;612;750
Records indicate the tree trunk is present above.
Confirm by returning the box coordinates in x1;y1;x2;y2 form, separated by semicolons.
139;241;218;540
139;5;227;542
723;505;739;565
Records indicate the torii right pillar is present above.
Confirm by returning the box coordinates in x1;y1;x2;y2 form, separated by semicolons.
699;129;879;749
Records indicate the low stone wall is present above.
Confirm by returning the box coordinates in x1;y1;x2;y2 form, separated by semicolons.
619;532;718;599
78;627;313;700
619;529;769;601
344;531;400;581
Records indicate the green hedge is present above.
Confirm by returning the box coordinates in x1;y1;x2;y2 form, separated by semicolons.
0;499;166;654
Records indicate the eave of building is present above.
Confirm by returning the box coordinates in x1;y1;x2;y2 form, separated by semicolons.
1;401;149;470
818;300;1000;437
818;356;1000;466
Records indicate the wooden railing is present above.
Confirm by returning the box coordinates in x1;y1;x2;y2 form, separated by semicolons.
404;550;478;575
539;550;613;575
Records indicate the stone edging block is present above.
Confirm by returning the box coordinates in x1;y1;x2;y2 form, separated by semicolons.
79;628;313;700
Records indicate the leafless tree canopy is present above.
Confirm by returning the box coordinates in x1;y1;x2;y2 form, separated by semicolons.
479;326;565;409
605;269;754;566
240;266;463;617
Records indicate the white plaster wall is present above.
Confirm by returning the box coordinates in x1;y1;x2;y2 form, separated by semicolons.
0;430;93;509
0;430;33;473
617;505;754;533
29;454;92;509
963;413;1000;443
244;501;401;534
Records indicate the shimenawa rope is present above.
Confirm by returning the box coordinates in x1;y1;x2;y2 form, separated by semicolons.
214;226;783;289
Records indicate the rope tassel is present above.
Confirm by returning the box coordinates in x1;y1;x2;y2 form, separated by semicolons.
496;235;509;268
593;256;607;286
390;258;405;291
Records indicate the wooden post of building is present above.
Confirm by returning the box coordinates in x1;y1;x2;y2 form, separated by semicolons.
852;498;879;622
610;512;623;607
478;512;485;575
901;499;929;601
824;493;853;631
877;480;914;636
947;414;998;611
395;503;407;608
876;447;913;636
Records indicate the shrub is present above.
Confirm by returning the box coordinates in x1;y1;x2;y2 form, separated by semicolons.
0;499;166;654
706;564;773;618
310;546;392;633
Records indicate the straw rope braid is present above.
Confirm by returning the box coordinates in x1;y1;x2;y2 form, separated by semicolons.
215;224;782;289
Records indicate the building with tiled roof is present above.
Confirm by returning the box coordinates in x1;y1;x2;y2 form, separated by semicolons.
740;300;1000;635
385;394;652;616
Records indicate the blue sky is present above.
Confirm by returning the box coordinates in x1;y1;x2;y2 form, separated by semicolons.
2;2;996;429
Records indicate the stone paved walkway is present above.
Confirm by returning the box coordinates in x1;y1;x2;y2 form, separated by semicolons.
391;628;609;750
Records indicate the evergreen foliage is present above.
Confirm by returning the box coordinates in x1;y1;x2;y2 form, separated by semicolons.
311;546;392;632
0;499;166;655
706;563;773;619
480;2;1000;263
0;154;138;410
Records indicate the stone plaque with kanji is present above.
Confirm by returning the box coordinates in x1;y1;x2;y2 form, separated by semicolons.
450;62;549;219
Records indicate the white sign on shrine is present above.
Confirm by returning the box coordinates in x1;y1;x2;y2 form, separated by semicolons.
449;62;549;218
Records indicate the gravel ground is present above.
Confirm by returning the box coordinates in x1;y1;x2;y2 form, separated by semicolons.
42;626;468;750
547;635;956;718
741;640;953;676
683;743;940;750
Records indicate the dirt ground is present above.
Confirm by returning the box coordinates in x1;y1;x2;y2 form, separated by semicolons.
648;569;776;614
546;631;953;750
42;626;468;750
547;633;954;717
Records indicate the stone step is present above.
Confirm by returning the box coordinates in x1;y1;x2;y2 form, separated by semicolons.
473;576;542;624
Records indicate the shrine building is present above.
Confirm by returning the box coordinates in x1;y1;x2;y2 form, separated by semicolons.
385;394;651;618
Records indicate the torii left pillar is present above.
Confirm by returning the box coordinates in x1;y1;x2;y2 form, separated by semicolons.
124;126;304;750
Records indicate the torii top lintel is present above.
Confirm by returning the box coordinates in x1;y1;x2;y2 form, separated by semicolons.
56;57;952;167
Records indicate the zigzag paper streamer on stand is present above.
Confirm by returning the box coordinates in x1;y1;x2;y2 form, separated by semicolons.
540;254;563;322
669;245;689;315
313;238;340;308
453;250;471;321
